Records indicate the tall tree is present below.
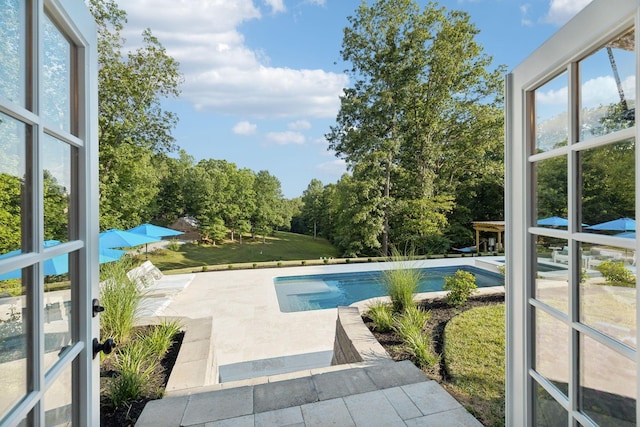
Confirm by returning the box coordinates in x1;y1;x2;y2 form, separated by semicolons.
327;0;503;255
252;171;285;243
301;179;324;239
87;0;182;229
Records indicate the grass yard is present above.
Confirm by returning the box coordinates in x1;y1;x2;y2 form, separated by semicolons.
146;231;340;272
443;304;505;426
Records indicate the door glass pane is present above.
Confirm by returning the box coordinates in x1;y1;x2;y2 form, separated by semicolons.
581;139;635;232
0;112;29;258
579;28;636;141
580;334;636;426
0;0;26;106
43;134;72;244
43;14;71;133
535;237;569;314
535;156;567;222
44;251;72;372
534;382;568;426
0;274;28;419
535;308;569;396
580;242;636;348
535;72;569;153
44;361;72;426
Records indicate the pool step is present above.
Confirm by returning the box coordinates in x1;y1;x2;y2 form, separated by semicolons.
136;360;483;426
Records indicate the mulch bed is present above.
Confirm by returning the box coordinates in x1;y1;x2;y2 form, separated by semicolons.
364;292;506;418
99;331;184;427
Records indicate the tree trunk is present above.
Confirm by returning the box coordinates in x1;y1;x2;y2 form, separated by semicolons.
382;158;391;257
313;220;317;240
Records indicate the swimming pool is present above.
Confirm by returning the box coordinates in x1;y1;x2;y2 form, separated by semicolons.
274;265;503;312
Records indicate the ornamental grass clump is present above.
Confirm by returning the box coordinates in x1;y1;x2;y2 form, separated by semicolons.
367;301;395;332
393;306;438;368
108;339;162;409
443;270;477;308
139;319;182;358
100;258;142;345
381;248;423;313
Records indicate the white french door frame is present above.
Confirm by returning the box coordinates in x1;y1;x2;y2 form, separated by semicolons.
0;0;98;425
506;0;640;425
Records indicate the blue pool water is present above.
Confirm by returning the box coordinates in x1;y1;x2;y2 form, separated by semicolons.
274;265;503;312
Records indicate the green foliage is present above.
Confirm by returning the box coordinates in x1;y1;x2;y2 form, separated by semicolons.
325;0;505;256
108;339;161;408
100;258;142;344
444;304;505;426
443;270;477;307
393;306;438;368
139;320;182;358
367;301;395;332
382;263;422;313
595;260;635;286
167;239;180;251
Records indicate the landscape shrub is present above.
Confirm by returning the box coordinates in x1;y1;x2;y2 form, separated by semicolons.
323;258;329;264
367;301;394;332
167;239;180;251
100;258;142;345
595;260;635;286
393;307;438;368
108;339;161;408
252;263;258;268
443;270;477;307
201;265;208;272
277;262;282;267
382;266;422;313
228;264;233;269
139;320;182;359
301;260;306;266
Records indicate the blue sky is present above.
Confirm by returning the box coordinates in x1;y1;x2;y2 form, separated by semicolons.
118;0;596;198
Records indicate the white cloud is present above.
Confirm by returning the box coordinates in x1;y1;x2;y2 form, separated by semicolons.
266;131;305;145
316;159;346;176
520;4;533;27
543;0;593;26
233;121;257;135
288;120;312;130
536;86;568;106
264;0;286;13
305;0;326;5
582;75;635;107
120;0;348;119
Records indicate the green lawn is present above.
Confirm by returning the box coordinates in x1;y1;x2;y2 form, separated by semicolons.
145;231;341;272
444;304;506;427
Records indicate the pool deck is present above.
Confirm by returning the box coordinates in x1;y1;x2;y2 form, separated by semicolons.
144;257;503;380
136;257;503;426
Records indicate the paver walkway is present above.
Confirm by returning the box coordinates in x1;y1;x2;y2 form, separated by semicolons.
136;361;482;427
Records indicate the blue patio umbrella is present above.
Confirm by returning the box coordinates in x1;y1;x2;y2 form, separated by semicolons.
0;242;127;280
99;229;160;249
617;231;636;239
127;223;183;238
537;216;568;227
127;223;183;259
99;248;127;263
586;217;636;232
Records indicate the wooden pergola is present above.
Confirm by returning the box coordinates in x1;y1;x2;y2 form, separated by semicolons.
472;221;505;253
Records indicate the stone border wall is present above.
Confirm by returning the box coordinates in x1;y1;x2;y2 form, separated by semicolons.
331;306;392;365
166;317;218;396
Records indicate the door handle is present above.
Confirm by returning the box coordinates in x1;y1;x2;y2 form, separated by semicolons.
92;298;105;317
93;338;116;359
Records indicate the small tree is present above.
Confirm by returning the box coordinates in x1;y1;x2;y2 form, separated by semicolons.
443;270;477;307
